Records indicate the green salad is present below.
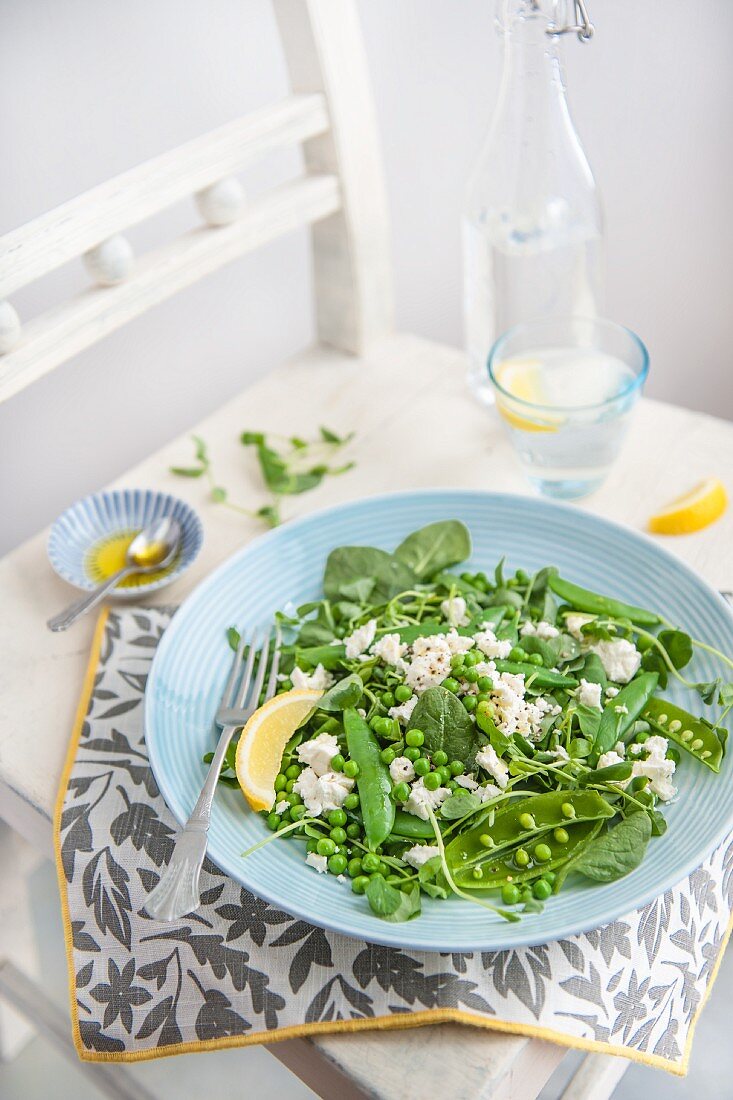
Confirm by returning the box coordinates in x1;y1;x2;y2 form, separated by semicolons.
227;520;733;925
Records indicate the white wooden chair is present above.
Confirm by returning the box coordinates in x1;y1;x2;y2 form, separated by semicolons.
2;2;731;1097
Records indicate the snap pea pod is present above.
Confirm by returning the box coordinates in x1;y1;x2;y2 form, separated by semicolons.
388;809;436;840
454;820;603;889
445;789;615;872
493;660;578;688
641;697;727;772
343;708;395;849
549;575;661;626
595;671;658;754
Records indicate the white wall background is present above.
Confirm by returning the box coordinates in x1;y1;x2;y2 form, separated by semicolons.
2;0;732;555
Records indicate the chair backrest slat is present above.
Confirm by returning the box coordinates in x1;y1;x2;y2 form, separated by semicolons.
0;0;392;404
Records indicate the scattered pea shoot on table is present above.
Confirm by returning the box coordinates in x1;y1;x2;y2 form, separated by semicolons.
217;520;733;924
170;426;355;528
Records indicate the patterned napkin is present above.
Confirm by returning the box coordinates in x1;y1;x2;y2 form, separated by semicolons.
55;607;733;1073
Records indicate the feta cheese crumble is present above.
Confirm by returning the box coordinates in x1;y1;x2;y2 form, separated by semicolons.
344;618;377;658
630;735;676;801
404;632;473;694
475;744;509;789
371;632;408;670
403;844;440;869
473;626;512;660
606;686;620;699
296;731;340;776
275;800;290;815
521;620;560;640
389;756;416;784
402;777;450;820
305;852;328;873
291;663;334;691
577;678;602;710
293;767;354;815
565;613;596;640
440;596;470;627
389;695;418;724
597;749;625;770
588;638;641;683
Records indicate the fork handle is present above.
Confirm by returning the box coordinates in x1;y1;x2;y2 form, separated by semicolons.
145;724;238;921
187;723;239;828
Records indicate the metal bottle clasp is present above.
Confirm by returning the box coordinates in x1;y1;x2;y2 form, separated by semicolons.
546;0;594;41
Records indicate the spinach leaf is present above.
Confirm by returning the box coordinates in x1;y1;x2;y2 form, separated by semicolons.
365;879;421;922
440;789;480;820
520;634;559;668
324;546;416;603
317;674;364;712
417;856;449;899
407;686;479;766
658;629;693;670
256;440;323;495
570;812;652;882
393;520;471;581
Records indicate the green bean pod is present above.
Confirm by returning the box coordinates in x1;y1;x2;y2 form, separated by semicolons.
493;660;578;688
549;575;661;626
595;671;658;754
343;708;395;849
641;697;727;772
444;789;615;873
388;809;437;840
454;820;603;889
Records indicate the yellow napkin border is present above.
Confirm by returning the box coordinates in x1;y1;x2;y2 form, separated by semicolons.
53;606;732;1073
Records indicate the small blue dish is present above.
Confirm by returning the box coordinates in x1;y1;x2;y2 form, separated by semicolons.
48;489;203;600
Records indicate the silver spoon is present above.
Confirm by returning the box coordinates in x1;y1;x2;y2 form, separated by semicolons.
47;516;182;632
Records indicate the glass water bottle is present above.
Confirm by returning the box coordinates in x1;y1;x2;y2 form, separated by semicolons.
463;0;604;404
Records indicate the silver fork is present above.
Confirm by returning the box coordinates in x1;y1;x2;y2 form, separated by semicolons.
145;627;280;921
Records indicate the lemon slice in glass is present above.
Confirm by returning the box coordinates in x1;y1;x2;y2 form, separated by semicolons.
495;359;562;433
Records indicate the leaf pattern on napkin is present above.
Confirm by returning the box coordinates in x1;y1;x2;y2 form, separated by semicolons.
57;608;733;1066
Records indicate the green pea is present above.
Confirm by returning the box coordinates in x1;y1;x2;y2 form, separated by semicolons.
450;654;466;671
479;834;495;848
317;838;336;856
328;809;347;827
437;766;452;784
392;781;411;803
352;875;370;894
330;827;347;844
509;646;527;662
343;760;359;778
449;760;465;776
380;747;396;765
343;792;360;810
464;667;480;684
442;677;460;693
501;883;521;905
331;753;345;772
306;839;319;853
534;843;552;862
374;717;392;737
404;747;421;762
477;692;491;703
386;874;403;887
553;827;569;844
290;804;306;821
347;857;363;877
414;757;430;777
423;772;441;791
280;678;293;691
433;750;449;766
394;685;412;703
381;691;395;708
266;813;281;831
463;695;478;713
528;653;544;666
464;650;480;667
328;853;348;875
543;871;557;885
406;729;425;748
518;812;536;830
515;848;530;867
478;676;494;692
561;802;576;819
446;779;459;791
471;867;484;880
362;853;380;873
285;764;301;780
285;779;296;793
274;773;287;792
516;569;530;585
286;792;302;807
369;715;383;732
533;879;552;900
369;871;385;882
346;822;361;840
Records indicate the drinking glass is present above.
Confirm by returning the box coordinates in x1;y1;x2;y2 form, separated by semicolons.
488;316;649;499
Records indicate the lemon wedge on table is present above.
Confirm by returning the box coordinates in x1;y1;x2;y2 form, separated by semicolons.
235;689;322;812
648;478;728;535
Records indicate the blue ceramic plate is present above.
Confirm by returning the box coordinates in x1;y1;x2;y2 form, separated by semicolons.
145;491;733;951
48;489;203;600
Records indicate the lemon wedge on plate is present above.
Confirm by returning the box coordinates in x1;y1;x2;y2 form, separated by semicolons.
648;478;728;535
494;359;561;433
236;689;322;811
